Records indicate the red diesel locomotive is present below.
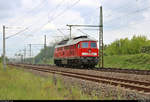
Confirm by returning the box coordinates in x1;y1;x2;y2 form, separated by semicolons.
54;36;99;68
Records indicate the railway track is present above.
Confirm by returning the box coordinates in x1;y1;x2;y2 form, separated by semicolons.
94;67;150;75
9;63;150;94
14;63;150;75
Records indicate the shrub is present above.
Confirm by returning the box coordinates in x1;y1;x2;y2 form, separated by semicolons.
105;35;150;55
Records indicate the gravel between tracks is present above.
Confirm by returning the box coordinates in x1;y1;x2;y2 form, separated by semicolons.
43;66;150;83
19;66;150;100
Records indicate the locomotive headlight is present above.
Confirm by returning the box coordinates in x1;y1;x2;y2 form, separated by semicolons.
92;53;97;55
82;52;88;55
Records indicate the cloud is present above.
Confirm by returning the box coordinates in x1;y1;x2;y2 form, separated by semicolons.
0;0;21;20
1;0;150;57
47;0;100;8
78;0;100;7
42;23;56;31
0;0;21;10
21;0;43;10
99;0;150;44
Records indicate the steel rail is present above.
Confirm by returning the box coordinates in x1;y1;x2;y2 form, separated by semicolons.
21;63;150;75
9;64;150;93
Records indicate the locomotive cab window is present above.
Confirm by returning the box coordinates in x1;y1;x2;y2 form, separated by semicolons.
74;44;76;48
91;42;97;48
82;42;89;48
78;44;80;48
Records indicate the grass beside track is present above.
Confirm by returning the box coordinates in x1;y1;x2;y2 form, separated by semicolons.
0;63;103;100
103;53;150;70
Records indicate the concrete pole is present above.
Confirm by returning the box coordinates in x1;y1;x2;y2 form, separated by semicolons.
32;51;34;64
44;35;47;63
101;6;104;68
69;26;72;39
3;25;6;70
99;6;103;68
29;44;31;64
24;47;26;63
21;54;23;63
67;24;72;39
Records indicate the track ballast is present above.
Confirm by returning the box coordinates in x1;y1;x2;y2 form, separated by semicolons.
9;63;150;94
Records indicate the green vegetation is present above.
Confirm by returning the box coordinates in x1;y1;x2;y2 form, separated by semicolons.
34;45;55;64
103;53;150;70
24;45;55;64
27;35;150;70
105;35;150;55
0;63;102;100
101;35;150;70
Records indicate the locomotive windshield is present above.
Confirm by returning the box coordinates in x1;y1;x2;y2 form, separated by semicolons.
91;42;96;48
82;42;89;48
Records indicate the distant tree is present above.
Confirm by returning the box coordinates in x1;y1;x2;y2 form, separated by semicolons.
34;44;56;64
104;35;150;55
0;55;9;63
0;57;1;63
129;35;148;54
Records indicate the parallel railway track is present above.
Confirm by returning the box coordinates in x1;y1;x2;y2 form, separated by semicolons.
9;63;150;94
14;63;150;75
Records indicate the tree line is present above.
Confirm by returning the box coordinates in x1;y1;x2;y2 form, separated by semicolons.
104;35;150;55
32;35;150;64
33;45;55;64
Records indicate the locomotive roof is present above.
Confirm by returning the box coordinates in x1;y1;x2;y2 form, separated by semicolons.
55;35;97;48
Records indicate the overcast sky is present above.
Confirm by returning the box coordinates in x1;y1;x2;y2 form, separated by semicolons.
0;0;150;58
